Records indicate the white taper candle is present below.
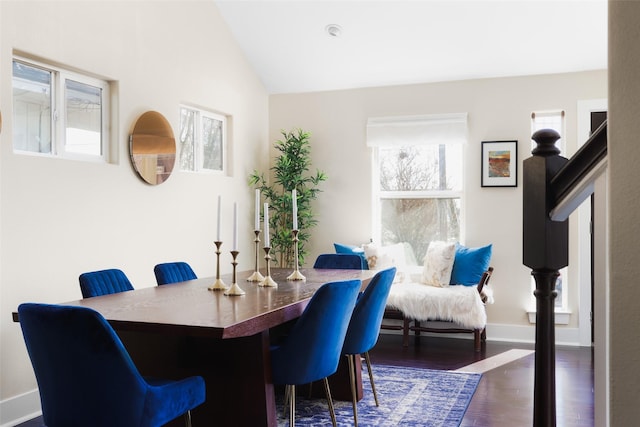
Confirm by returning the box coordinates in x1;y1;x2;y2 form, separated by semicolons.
264;203;270;247
254;189;260;231
233;202;238;251
292;189;298;230
217;195;222;241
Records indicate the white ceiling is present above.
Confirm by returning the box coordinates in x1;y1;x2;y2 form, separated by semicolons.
214;0;608;94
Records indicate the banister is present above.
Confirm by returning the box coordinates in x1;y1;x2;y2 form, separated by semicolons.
523;123;607;427
549;121;608;221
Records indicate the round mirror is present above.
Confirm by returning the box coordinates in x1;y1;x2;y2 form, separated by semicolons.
129;111;176;185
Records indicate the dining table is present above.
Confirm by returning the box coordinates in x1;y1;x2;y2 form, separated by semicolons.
39;267;376;427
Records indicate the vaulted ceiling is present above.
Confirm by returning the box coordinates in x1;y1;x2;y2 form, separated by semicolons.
214;0;608;94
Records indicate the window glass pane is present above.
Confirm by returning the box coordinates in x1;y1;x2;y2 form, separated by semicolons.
380;197;460;266
532;111;564;152
379;144;462;191
65;79;102;155
202;115;223;171
12;61;52;153
179;108;196;171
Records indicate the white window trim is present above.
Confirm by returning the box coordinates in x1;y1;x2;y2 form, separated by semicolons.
179;105;227;174
528;109;570;320
12;55;110;163
369;113;467;246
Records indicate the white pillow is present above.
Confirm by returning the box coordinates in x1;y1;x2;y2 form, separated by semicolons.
422;241;456;287
364;242;408;283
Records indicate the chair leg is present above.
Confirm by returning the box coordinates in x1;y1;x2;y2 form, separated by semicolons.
322;377;337;427
284;384;291;419
183;410;192;427
363;351;379;407
347;354;359;427
289;384;296;427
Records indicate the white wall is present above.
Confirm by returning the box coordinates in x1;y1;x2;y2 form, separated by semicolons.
270;70;607;331
0;0;269;422
609;1;640;425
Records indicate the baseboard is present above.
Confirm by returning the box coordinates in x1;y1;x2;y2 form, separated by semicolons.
0;389;41;427
381;320;585;347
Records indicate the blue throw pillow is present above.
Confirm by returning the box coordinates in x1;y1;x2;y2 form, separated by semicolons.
333;243;368;270
450;243;492;286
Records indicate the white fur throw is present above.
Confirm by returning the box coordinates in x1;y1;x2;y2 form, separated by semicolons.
386;282;493;329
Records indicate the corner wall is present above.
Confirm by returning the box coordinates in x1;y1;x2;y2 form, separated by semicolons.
608;1;640;425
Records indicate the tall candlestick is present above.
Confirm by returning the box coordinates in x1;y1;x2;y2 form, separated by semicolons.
292;189;298;230
254;189;260;231
264;203;270;247
233;202;238;251
217;195;222;241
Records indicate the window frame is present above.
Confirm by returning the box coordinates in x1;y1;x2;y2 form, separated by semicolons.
530;109;568;311
178;105;227;174
12;55;110;162
371;142;465;271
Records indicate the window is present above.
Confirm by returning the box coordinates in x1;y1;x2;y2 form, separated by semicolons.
12;57;110;161
531;109;567;310
531;110;565;152
179;106;226;173
368;114;467;269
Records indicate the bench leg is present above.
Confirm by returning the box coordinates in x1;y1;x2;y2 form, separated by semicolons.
474;329;481;352
402;317;410;347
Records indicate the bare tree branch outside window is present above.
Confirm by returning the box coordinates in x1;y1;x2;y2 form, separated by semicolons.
378;144;461;264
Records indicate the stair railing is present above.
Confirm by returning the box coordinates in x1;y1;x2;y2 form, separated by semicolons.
523;121;606;427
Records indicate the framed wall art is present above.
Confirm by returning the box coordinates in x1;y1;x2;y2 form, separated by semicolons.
481;140;518;187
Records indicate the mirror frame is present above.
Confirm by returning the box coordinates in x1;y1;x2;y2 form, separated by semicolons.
129;111;176;185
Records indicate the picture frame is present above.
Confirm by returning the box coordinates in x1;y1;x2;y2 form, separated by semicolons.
481;140;518;187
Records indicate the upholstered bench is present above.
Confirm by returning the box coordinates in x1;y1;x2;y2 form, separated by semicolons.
333;240;494;351
381;267;493;352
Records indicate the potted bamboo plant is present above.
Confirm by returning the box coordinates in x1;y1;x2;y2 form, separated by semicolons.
249;128;326;267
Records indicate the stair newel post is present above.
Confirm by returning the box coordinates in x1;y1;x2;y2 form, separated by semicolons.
523;129;569;427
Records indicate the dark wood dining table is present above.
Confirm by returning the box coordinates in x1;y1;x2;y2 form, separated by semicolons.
52;267;375;427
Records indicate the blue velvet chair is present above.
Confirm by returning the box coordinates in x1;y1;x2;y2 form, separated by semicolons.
270;279;361;427
342;267;397;426
313;253;366;270
17;303;205;427
79;268;134;298
154;261;197;285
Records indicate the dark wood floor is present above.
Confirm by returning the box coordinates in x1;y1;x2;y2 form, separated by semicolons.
369;334;594;427
16;333;593;427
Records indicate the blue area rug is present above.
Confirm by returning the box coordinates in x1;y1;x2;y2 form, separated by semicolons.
276;364;481;426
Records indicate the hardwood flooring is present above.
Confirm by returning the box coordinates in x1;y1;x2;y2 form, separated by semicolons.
369;334;594;427
16;333;594;426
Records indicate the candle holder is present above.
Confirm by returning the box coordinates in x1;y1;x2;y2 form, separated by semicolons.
287;229;306;281
247;230;265;282
224;250;246;296
259;247;278;287
208;241;228;291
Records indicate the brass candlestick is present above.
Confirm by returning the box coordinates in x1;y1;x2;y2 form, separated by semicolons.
259;247;278;287
224;251;246;296
247;230;265;282
208;241;228;291
287;229;306;281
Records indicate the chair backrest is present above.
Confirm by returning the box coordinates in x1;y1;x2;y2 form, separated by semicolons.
270;279;361;385
154;261;197;285
313;253;365;270
79;268;134;298
342;267;397;355
18;303;149;427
